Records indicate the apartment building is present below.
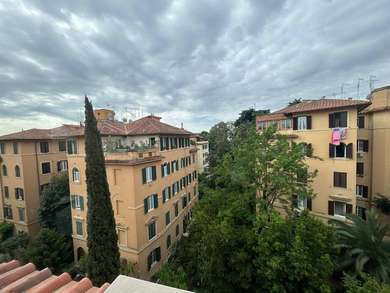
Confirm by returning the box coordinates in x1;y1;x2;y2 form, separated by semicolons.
193;135;209;174
59;110;199;280
256;86;390;222
0;127;71;234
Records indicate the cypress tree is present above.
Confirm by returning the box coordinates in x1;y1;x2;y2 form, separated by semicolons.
84;96;120;285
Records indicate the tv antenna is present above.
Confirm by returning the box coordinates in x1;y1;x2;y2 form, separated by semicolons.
356;78;364;99
368;75;378;92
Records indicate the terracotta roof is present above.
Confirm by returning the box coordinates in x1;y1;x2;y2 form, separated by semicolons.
274;99;370;114
256;113;287;122
0;260;109;292
0;115;192;141
105;156;163;166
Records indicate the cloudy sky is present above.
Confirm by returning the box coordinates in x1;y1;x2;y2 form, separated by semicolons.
1;0;390;134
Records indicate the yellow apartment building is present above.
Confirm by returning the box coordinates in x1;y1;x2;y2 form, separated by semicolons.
256;86;390;222
54;110;199;280
0;127;71;234
192;135;209;174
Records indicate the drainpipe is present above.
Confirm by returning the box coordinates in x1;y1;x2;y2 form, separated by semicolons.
34;141;41;199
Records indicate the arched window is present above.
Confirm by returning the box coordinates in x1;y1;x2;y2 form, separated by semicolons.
15;165;21;177
2;165;7;176
72;168;80;183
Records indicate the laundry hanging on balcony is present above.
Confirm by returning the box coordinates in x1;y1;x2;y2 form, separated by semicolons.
332;128;341;145
339;128;347;139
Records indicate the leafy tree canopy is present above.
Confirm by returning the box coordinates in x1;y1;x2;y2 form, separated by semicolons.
344;274;390;293
234;108;270;127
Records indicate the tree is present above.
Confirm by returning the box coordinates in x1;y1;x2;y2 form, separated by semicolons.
207;121;234;169
288;98;302;106
0;231;29;261
84;96;120;286
217;125;316;215
22;229;72;274
234;108;269;127
333;211;390;283
38;173;71;234
344;274;390;293
153;262;188;290
255;211;335;293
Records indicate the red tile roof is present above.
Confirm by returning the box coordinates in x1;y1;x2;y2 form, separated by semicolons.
256;113;286;122
0;115;192;141
0;260;109;292
274;99;370;114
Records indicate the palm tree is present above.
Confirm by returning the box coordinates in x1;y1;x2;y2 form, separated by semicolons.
333;211;390;283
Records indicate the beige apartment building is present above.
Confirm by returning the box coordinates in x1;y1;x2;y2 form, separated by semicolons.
58;110;199;280
256;86;390;222
193;135;209;174
0;128;71;235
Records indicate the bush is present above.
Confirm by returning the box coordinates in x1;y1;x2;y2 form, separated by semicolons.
153;262;188;290
0;232;30;260
22;228;73;274
0;222;14;241
344;274;390;293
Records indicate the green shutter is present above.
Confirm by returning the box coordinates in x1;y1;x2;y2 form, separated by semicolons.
153;194;158;208
71;195;75;209
144;198;148;214
156;247;161;261
152;166;156;180
80;196;84;210
142;168;146;184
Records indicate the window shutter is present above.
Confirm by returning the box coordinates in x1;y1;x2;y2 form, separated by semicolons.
364;140;369;152
306;116;312;129
329;144;335;158
307;198;312;211
363;186;368;198
342;173;347;187
333;173;338;187
328;201;334;215
329;113;334;128
292;195;298;208
162;189;166;203
144;198;148;214
167;163;171;175
340;112;348;127
156;247;161;261
346;143;353;159
152;166;156;180
80;196;84;211
57;161;61;172
168;186;171;198
142;168;146;184
147;253;152;270
71;195;75;209
346;204;353;214
161;165;164;178
154;194;158;208
293;117;298;130
160;137;163;151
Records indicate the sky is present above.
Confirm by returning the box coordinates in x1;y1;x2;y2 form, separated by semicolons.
1;0;390;134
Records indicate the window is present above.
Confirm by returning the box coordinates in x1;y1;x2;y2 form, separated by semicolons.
334;172;347;188
13;142;18;154
149;137;156;147
118;230;126;246
72;168;80;183
298;116;307;130
58;140;66;152
71;195;84;210
357;116;365;128
57;160;68;172
15;188;24;200
67;139;77;154
147;247;161;270
182;196;188;208
357;162;364;177
174;202;179;217
329;111;348;128
40;141;50;153
292;195;312;211
76;221;83;236
188;192;191;202
356;206;366;220
165;211;171;226
176;224;179;236
161;163;170;178
281;119;292;129
162;187;171;203
357;140;369;152
3;205;13;219
328;200;352;217
2;165;7;176
144;194;158;214
329;143;353;159
356;185;368;198
4;186;9;198
258;121;267;130
148;222;157;240
18;207;25;222
142;166;156;184
15;165;21;177
0;143;4;154
41;162;51;174
166;235;172;249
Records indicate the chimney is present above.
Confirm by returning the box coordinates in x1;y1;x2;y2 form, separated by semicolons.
122;117;128;123
181;122;184;129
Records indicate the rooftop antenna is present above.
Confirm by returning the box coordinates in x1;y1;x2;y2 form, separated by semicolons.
368;75;378;92
357;78;364;99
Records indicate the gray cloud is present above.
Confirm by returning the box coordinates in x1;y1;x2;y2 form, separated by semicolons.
0;0;390;134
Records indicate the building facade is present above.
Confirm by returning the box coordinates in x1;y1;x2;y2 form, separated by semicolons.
0;129;69;235
62;111;198;280
194;137;209;174
256;86;390;222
